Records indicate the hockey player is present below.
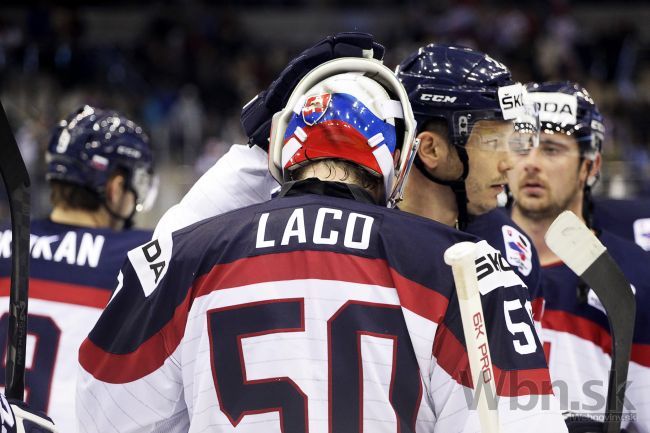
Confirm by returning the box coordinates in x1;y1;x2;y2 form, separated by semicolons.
77;58;566;432
508;81;650;432
0;105;156;431
150;38;550;407
153;43;542;310
394;44;543;304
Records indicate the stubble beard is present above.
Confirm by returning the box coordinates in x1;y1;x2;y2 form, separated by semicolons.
514;184;579;223
466;182;491;216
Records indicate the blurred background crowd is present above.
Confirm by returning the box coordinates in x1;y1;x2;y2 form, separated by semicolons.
1;0;649;227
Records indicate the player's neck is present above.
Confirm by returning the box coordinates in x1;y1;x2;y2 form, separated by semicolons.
510;204;560;266
297;162;383;203
400;168;458;227
50;206;111;229
512;198;589;265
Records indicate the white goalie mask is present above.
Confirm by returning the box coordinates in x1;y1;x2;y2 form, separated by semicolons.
268;57;419;208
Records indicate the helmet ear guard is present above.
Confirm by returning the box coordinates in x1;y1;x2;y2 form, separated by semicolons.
269;57;419;208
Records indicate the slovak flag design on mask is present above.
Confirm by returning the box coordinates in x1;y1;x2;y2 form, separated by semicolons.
302;93;332;125
282;81;397;179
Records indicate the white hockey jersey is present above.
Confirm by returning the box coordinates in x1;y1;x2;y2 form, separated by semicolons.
539;231;650;432
0;219;151;432
77;183;567;433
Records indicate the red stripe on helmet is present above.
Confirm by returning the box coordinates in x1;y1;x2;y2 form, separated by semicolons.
285;120;382;175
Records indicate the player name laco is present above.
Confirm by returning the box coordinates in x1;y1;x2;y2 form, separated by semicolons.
256;207;374;250
0;229;104;267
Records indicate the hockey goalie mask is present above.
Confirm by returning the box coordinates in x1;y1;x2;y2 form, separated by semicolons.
269;58;419;208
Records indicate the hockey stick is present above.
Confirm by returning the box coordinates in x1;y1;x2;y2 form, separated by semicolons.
545;210;635;433
445;241;501;433
0;99;30;400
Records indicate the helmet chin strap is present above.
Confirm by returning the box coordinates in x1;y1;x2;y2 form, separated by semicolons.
581;158;595;230
102;188;137;230
102;202;135;230
413;146;471;231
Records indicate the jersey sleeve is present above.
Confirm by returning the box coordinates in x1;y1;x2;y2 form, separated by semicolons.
430;240;567;433
76;232;192;433
465;211;545;333
152;144;278;238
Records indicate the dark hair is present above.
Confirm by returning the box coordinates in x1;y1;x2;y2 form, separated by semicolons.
418;117;449;138
291;159;383;193
50;181;102;211
49;167;129;211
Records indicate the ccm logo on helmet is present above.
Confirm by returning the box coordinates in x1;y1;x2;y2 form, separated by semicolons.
420;94;457;103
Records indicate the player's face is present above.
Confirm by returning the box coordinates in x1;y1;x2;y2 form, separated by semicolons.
509;132;588;220
465;120;516;215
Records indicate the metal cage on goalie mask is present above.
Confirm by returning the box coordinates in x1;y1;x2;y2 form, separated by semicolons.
395;44;526;147
46;105;156;211
269;57;419;208
526;81;605;161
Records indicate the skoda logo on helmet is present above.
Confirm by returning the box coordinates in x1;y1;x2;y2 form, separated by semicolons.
302;93;332;126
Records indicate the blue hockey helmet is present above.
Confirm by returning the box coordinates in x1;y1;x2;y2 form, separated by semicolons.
395;44;526;148
46;105;155;211
395;44;529;228
526;81;604;160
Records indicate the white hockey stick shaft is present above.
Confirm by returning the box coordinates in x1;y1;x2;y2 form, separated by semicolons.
445;242;501;433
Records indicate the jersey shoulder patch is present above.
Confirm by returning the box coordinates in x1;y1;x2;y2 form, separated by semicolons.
501;224;533;276
475;239;526;293
126;231;174;297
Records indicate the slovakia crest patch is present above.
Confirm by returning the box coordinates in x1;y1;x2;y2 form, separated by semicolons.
302;93;331;126
502;225;533;276
633;218;650;251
